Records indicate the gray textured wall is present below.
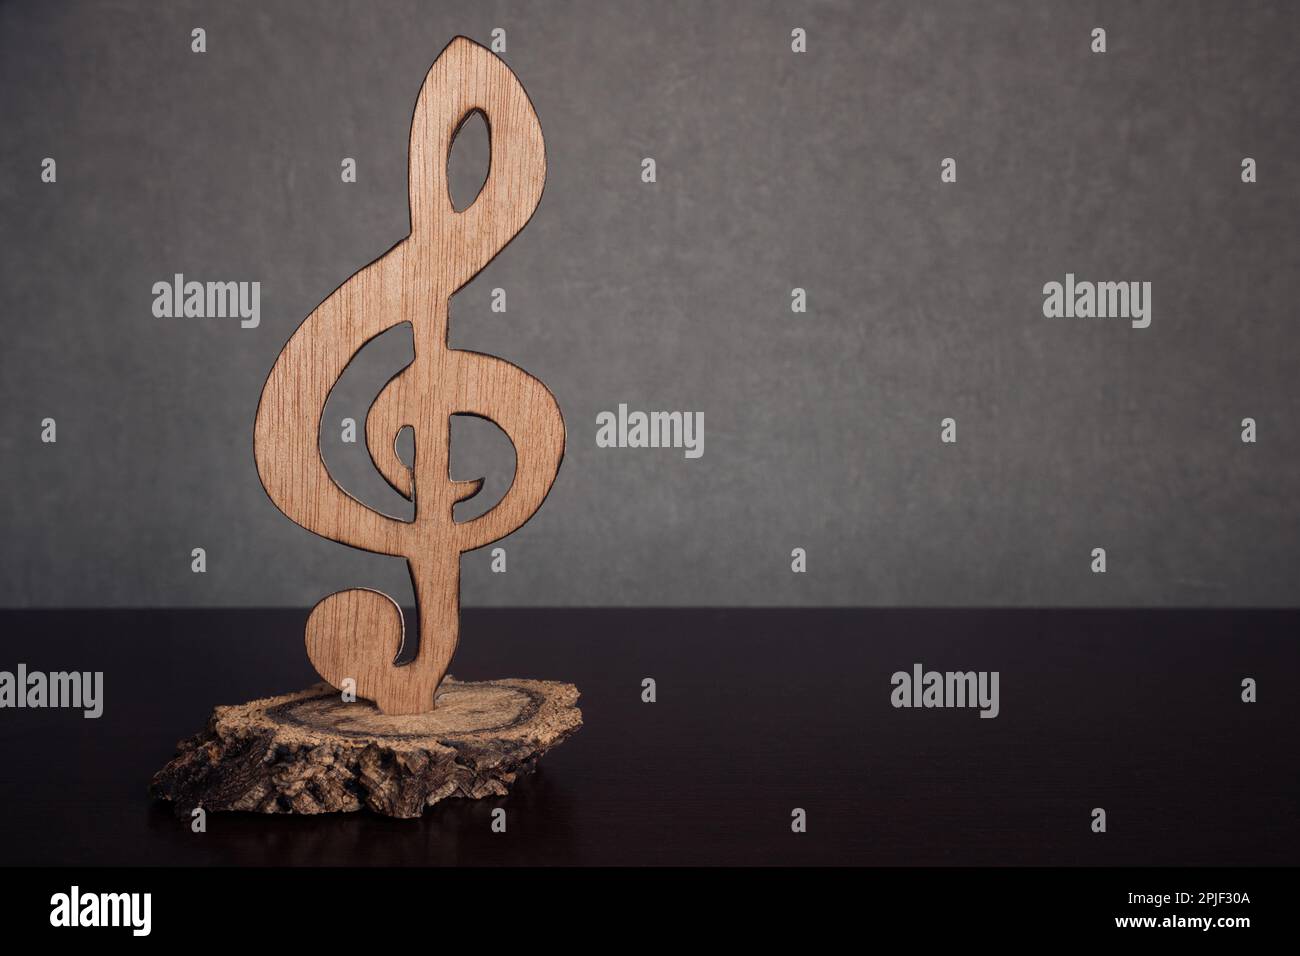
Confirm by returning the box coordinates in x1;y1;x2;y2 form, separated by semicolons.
2;0;1297;608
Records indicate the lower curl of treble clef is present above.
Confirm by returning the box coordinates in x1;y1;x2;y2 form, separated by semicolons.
305;588;426;715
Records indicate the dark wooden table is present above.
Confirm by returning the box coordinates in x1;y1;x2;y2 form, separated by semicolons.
0;608;1294;865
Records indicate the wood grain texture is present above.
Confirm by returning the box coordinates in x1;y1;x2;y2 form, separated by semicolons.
253;37;564;715
150;679;582;818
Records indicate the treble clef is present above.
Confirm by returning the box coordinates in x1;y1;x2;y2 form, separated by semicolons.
253;37;564;714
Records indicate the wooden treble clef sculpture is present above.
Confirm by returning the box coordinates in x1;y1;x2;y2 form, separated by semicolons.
253;37;564;714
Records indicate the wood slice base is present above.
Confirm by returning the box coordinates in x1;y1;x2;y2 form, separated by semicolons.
150;678;581;819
